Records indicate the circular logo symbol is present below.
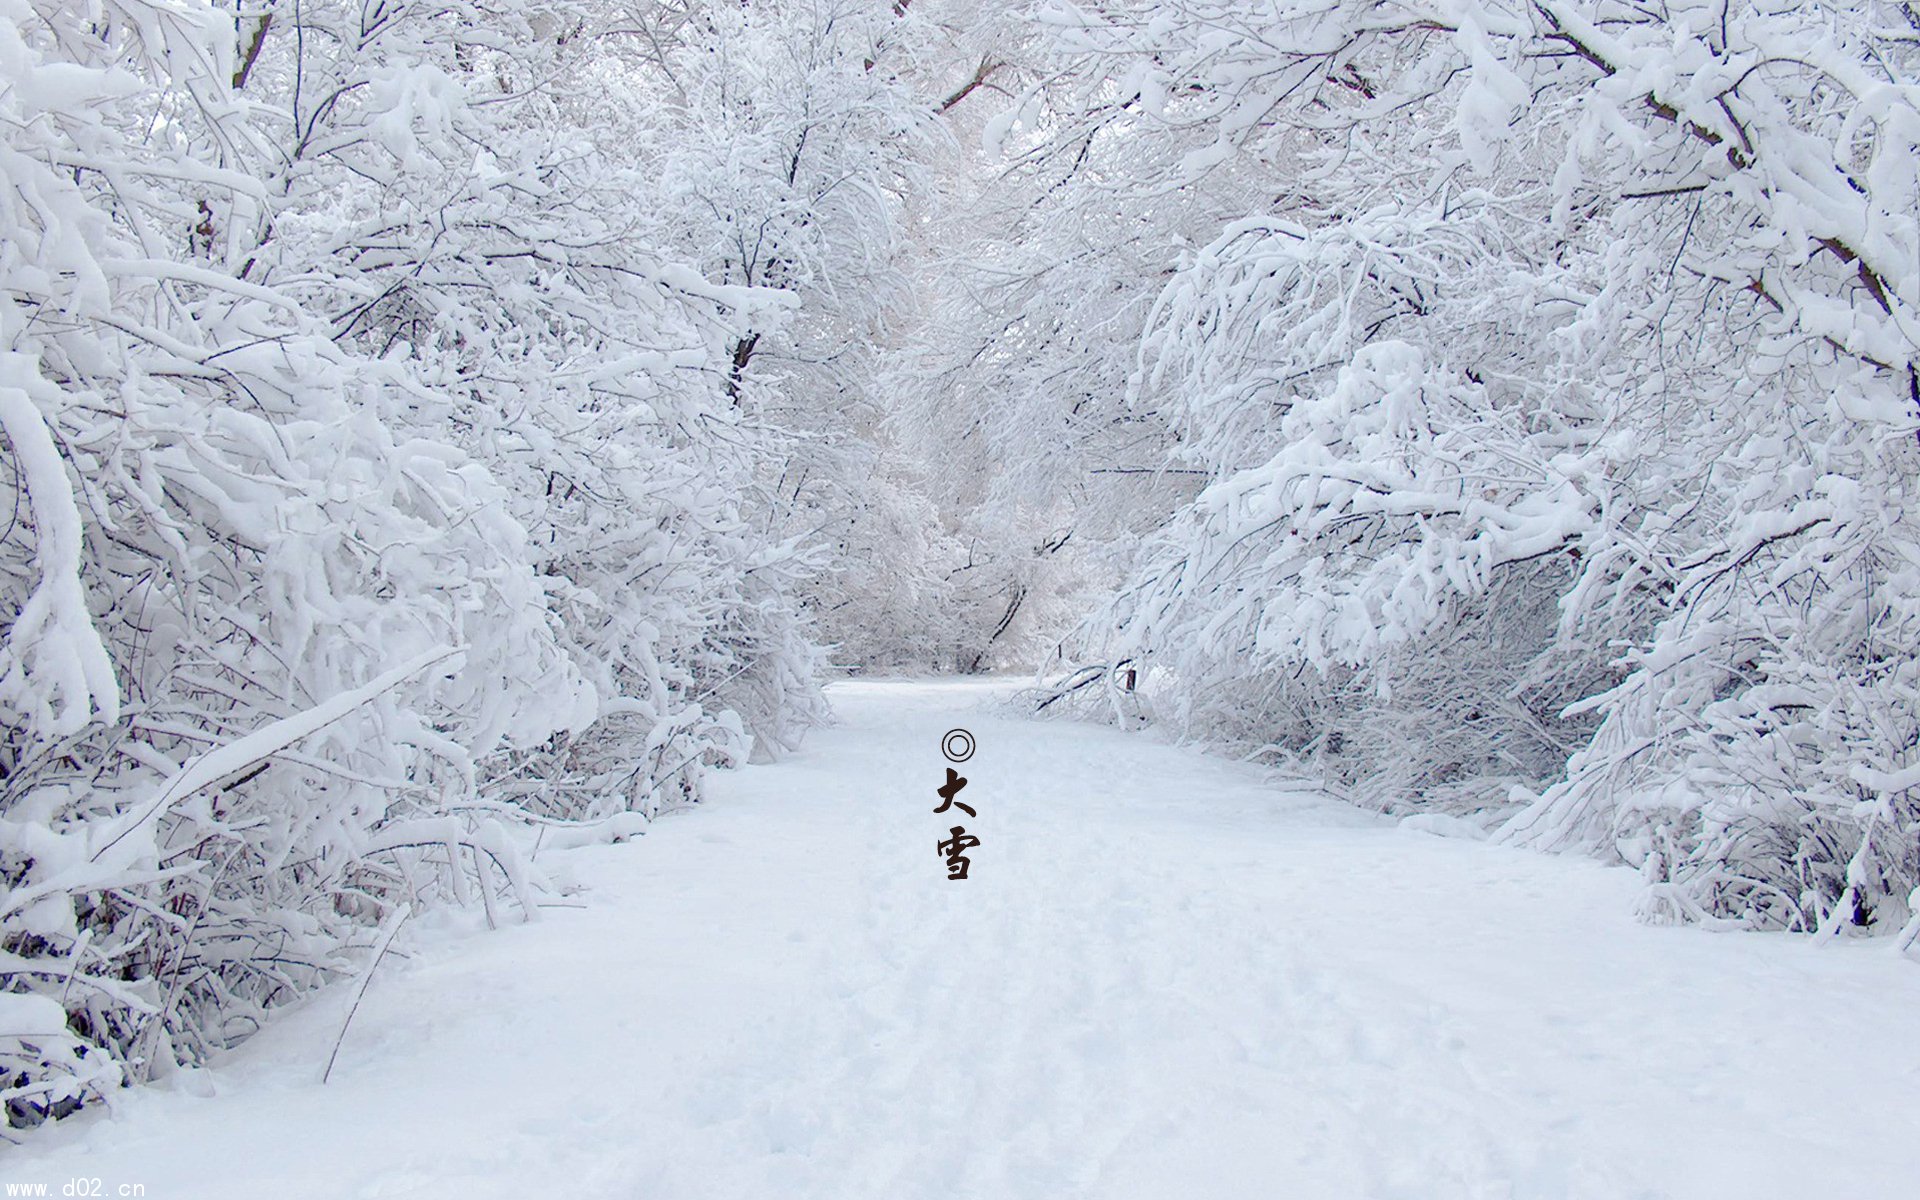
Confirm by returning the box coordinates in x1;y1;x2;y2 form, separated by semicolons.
941;728;976;763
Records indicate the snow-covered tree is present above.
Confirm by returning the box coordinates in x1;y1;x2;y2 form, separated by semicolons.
1019;0;1920;932
884;0;1241;673
611;0;963;679
0;0;831;1123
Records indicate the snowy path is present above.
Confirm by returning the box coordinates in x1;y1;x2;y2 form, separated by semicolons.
12;680;1920;1199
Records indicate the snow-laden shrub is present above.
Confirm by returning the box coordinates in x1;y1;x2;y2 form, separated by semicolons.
1502;374;1920;933
1102;331;1618;814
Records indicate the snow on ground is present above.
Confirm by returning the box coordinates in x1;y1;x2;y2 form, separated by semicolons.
9;679;1919;1199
